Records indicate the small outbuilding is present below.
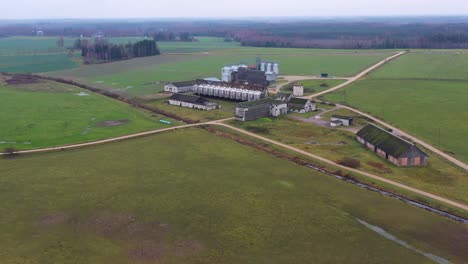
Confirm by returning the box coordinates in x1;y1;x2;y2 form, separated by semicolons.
356;123;429;167
168;93;220;111
331;115;353;126
288;98;317;113
164;80;196;93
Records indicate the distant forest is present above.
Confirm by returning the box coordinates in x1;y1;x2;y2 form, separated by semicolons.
3;18;468;49
75;39;160;64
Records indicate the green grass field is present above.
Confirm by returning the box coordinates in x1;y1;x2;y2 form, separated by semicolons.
371;50;468;80
228;117;468;204
0;75;179;150
0;128;465;263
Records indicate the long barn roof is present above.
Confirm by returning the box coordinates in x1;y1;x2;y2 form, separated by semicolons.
356;123;422;158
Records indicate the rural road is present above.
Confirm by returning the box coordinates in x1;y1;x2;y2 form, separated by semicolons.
303;51;407;99
271;75;351;94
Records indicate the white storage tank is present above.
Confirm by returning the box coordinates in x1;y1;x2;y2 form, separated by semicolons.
273;63;279;74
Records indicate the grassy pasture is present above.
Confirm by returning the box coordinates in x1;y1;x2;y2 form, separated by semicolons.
0;75;178;150
228;117;468;204
371;50;468;80
0;128;466;263
0;54;79;73
158;37;241;53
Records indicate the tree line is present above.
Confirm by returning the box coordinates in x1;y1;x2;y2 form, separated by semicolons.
74;39;160;64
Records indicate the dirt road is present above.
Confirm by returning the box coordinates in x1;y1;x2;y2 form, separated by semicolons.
0;118;234;156
303;51;407;99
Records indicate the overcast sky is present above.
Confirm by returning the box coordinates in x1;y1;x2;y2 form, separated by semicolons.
3;0;468;19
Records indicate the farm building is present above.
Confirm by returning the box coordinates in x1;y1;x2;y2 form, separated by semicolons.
256;57;280;82
235;98;287;121
164;80;196;93
168;93;220;111
293;85;304;97
356;124;429;167
275;92;293;102
288;98;317;113
221;64;248;82
331;115;353;126
193;79;268;101
232;67;268;88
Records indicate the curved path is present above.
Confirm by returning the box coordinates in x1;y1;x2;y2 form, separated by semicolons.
303;51;407;99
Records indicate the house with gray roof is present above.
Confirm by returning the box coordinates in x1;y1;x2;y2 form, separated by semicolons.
235;98;287;121
356;123;429;167
331;115;353;126
288;98;316;113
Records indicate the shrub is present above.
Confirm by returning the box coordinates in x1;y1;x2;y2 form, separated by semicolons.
245;126;270;134
3;147;18;157
337;158;361;168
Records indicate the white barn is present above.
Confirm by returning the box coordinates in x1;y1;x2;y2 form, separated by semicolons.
164;80;196;93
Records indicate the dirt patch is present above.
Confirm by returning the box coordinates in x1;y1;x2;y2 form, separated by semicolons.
4;74;44;85
128;242;165;262
173;240;205;257
97;120;129;127
39;212;70;226
367;161;392;173
85;212;136;236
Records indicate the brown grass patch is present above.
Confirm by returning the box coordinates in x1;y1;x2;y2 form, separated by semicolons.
367;161;392;173
5;74;43;85
97;120;129;127
39;212;70;226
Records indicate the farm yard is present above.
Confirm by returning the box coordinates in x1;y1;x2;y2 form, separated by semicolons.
227;117;468;205
323;50;468;163
0;74;178;150
0;128;466;263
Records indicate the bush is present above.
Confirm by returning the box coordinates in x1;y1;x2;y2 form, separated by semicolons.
337;158;361;168
3;147;18;157
245;126;270;134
